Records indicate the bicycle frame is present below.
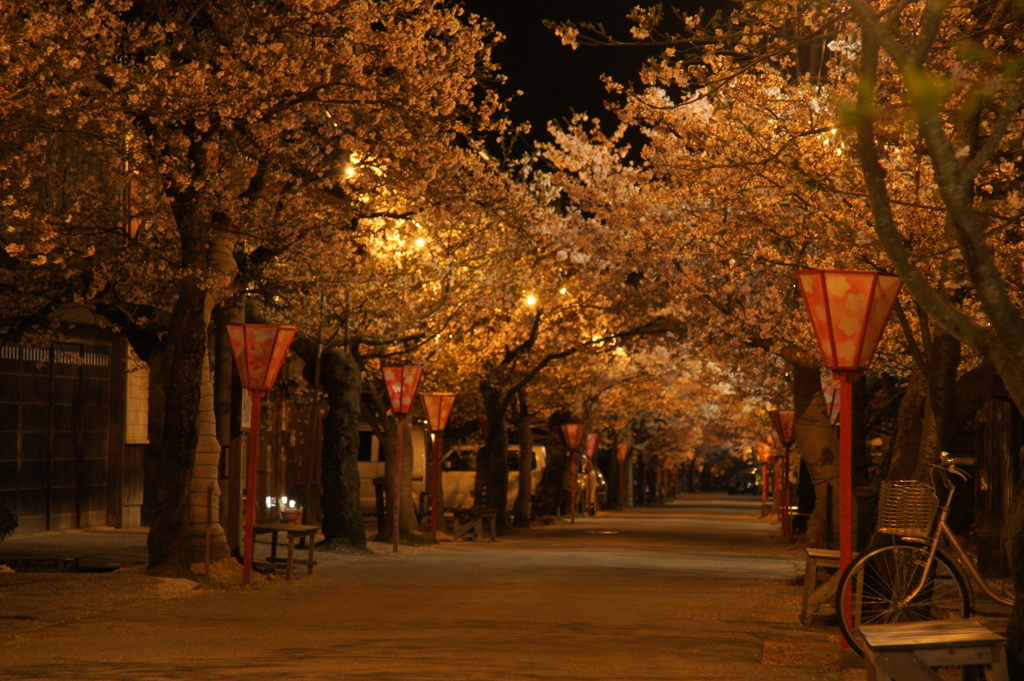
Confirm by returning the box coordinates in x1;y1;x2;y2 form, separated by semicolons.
896;463;1013;609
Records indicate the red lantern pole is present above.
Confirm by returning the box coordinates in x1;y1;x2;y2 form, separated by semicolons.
584;433;598;515
382;365;423;553
837;373;856;570
226;323;297;586
769;410;796;540
393;413;406;552
420;392;456;539
756;443;770;515
430;431;441;536
242;389;262;585
560;423;583;524
796;269;901;648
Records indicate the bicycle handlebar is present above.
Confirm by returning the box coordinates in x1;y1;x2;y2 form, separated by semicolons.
940;451;975;467
937;451;973;483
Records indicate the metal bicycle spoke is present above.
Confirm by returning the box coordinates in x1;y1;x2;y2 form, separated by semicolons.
836;541;970;657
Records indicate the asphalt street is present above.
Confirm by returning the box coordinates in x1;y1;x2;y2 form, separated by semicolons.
1;494;852;680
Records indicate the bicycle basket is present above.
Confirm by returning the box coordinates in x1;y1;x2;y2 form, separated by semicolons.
877;480;937;538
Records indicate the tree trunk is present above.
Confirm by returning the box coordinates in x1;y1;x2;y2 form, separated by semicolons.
146;279;206;577
792;362;840;549
379;416;421;541
887;332;961;527
184;235;237;563
535;410;572;517
513;390;533;527
888;371;927;482
188;354;231;562
317;348;366;549
480;382;510;527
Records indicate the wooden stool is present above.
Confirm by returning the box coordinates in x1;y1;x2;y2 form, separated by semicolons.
859;620;1009;681
252;523;319;579
801;547;842;624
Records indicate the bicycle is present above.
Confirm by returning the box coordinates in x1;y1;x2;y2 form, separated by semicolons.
835;451;1015;657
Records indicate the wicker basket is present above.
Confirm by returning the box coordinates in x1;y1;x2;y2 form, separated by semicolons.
877;480;937;538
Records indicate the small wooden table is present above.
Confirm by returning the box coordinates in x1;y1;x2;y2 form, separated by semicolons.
859;620;1009;681
252;523;319;579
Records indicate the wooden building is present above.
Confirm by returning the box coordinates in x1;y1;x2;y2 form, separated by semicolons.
0;330;147;533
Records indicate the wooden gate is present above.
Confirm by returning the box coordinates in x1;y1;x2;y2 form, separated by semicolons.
0;341;113;531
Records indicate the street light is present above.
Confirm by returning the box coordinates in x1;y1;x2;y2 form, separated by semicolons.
226;323;297;585
796;269;901;571
419;391;456;539
382;365;423;553
560;423;583;524
769;410;796;540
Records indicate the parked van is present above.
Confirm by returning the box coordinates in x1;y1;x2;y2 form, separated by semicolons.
358;422;429;516
441;444;546;510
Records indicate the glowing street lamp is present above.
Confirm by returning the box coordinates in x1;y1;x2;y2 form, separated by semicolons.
419;391;456;539
382;365;423;553
769;410;796;540
796;269;901;572
560;423;583;524
226;323;297;585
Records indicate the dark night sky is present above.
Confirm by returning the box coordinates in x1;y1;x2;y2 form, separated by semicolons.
462;1;733;134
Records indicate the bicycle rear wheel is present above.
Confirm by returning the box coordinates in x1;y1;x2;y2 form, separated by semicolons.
835;540;971;656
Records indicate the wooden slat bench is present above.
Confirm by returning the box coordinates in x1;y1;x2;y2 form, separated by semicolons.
446;509;497;541
859;620;1009;681
252;523;319;580
801;547;842;624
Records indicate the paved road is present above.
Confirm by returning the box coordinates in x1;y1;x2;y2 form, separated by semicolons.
1;494;846;680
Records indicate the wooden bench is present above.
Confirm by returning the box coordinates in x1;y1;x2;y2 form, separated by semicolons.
447;509;497;541
801;547;842;624
859;620;1009;681
252;523;319;579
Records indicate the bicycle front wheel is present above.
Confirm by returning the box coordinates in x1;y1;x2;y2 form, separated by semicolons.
835;541;971;656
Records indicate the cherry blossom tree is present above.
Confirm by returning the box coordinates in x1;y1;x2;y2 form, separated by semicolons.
548;0;1024;663
1;0;509;574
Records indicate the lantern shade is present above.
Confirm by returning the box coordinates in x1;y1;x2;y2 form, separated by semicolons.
769;410;796;447
382;365;423;415
561;423;583;451
420;392;456;432
584;432;598;459
796;270;902;372
226;323;297;392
